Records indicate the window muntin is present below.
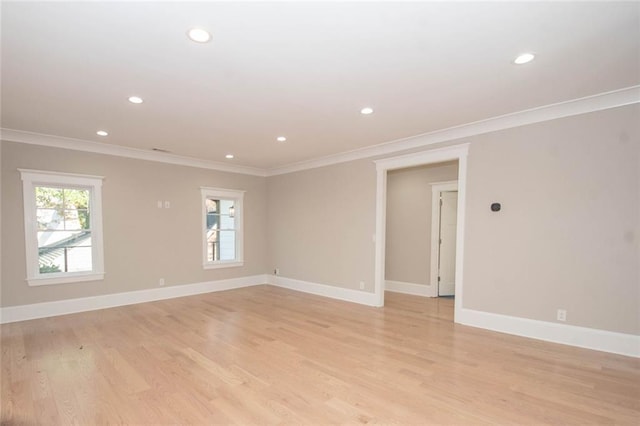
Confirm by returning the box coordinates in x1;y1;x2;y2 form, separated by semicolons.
20;170;104;286
201;188;244;269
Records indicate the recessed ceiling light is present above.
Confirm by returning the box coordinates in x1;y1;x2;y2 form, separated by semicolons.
128;96;143;104
187;28;211;43
96;130;108;136
225;154;234;159
277;136;287;142
514;53;535;65
360;107;374;115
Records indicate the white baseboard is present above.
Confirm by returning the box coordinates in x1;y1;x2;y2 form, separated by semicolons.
0;274;269;324
385;280;435;297
269;275;379;306
456;308;640;358
3;274;637;358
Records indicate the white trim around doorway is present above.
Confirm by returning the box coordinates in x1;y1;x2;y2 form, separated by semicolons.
373;144;469;323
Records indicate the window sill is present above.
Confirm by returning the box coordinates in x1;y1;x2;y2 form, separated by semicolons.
27;272;104;287
203;261;244;270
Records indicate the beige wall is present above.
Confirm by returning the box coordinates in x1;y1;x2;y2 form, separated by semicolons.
385;162;458;285
463;105;639;335
2;104;638;336
266;159;377;291
266;104;639;335
1;141;268;306
0;142;2;308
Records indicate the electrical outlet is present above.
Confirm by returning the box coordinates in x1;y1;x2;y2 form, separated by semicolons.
159;278;165;286
274;268;280;275
359;281;365;290
157;200;163;209
557;309;567;322
164;201;170;209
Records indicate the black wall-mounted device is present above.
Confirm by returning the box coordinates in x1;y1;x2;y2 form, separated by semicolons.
491;203;501;212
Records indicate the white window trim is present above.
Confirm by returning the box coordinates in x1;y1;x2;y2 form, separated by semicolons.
19;169;105;286
200;187;245;269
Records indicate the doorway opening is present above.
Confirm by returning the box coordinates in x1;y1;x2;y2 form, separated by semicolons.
373;144;469;323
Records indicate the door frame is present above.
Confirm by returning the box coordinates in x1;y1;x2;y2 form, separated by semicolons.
373;144;469;323
430;181;458;297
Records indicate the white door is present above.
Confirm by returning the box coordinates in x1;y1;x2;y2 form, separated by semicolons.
438;191;458;296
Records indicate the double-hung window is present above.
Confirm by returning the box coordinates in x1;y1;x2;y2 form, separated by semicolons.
20;169;105;286
201;187;244;269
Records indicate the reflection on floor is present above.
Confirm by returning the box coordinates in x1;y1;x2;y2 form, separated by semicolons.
384;290;454;322
2;285;638;424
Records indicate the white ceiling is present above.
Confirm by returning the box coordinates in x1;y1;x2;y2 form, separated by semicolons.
2;1;639;170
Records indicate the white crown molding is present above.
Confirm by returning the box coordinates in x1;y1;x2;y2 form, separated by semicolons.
2;86;638;177
0;274;269;324
0;128;268;177
267;85;640;176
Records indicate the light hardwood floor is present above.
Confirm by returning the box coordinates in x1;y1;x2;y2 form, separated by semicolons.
1;286;639;425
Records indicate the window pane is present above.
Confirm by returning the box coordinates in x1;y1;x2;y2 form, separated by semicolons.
219;213;235;229
207;230;219;262
63;188;89;210
205;198;219;213
64;209;81;230
61;209;90;230
36;208;63;230
218;230;236;261
206;212;219;231
39;257;63;274
66;246;93;272
77;209;90;229
38;230;90;249
206;199;235;230
35;187;63;208
219;199;235;216
38;231;92;273
63;188;90;230
206;230;235;261
202;188;242;267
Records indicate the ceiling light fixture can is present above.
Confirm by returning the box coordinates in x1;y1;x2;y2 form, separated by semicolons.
188;28;212;43
277;136;287;142
514;53;535;65
225;154;234;159
128;96;143;104
361;107;374;115
96;130;108;136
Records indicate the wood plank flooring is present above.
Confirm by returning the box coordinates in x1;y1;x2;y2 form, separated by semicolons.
1;285;639;424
